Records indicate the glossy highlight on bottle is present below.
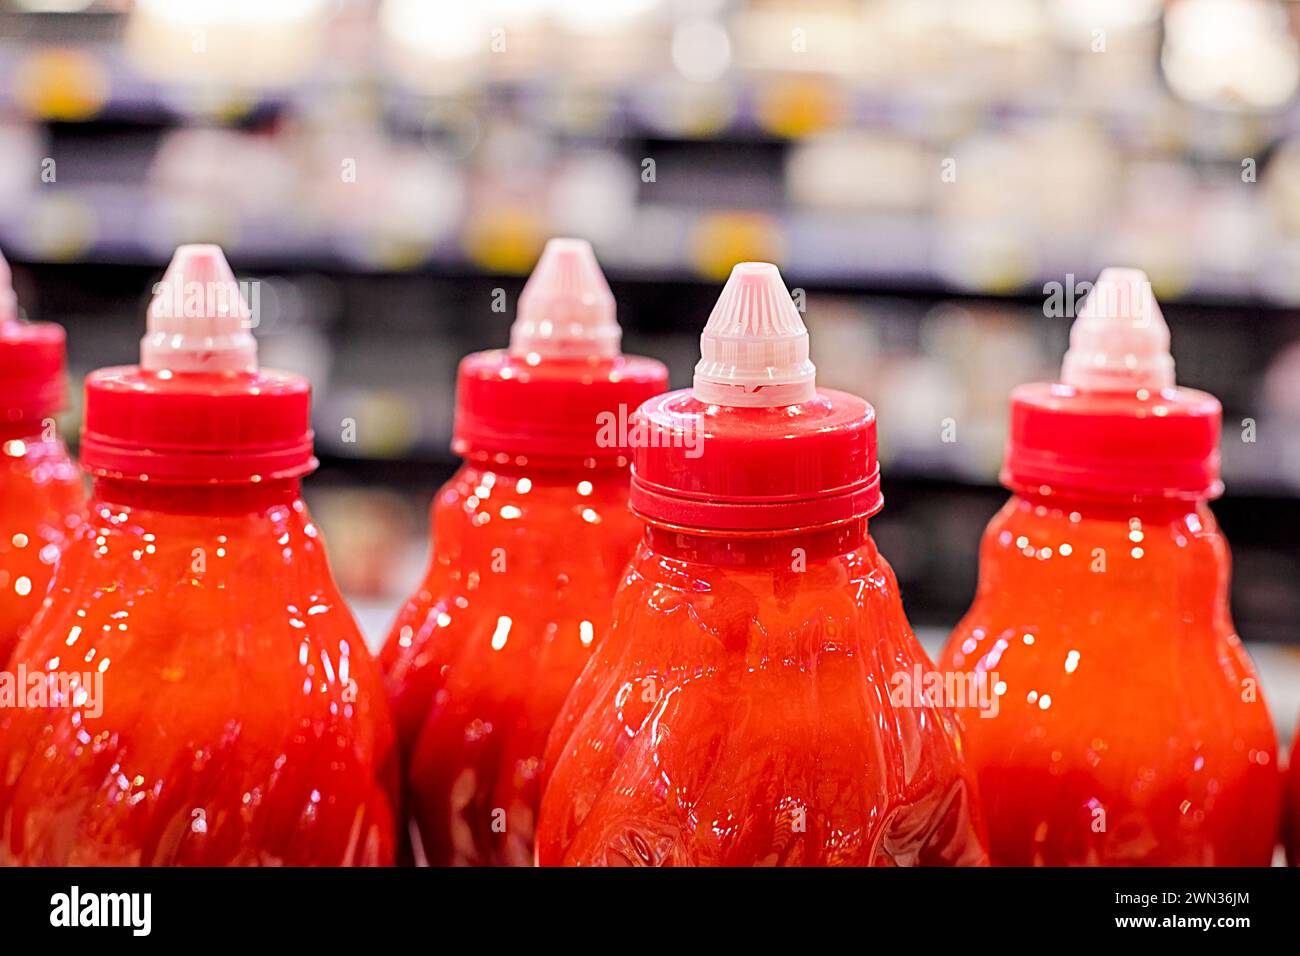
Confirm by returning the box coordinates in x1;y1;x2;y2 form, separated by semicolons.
0;431;82;666
939;493;1277;865
537;522;988;866
0;480;396;865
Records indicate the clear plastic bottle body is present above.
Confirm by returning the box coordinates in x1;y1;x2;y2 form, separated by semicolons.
938;492;1278;866
536;521;988;866
381;460;644;866
0;428;83;665
0;478;397;866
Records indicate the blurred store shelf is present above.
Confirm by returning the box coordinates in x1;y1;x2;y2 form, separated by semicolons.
4;3;1300;299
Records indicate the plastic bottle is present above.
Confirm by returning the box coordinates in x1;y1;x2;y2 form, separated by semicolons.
0;245;396;865
535;262;987;866
0;251;83;664
938;268;1279;866
380;238;668;866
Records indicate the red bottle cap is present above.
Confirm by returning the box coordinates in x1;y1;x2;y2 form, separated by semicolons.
453;352;668;465
1002;268;1222;500
629;263;881;533
80;245;316;483
0;251;67;426
1002;383;1222;500
628;389;881;533
452;238;667;464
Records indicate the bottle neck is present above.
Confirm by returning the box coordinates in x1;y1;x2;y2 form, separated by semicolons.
644;518;868;567
978;488;1229;624
456;449;631;476
92;477;303;515
1011;485;1209;522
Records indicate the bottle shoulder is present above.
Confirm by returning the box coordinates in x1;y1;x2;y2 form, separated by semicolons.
18;494;365;660
972;495;1230;605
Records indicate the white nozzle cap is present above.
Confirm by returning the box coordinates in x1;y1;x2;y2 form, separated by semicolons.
0;250;17;326
141;244;257;374
693;262;816;407
1061;267;1175;391
509;238;620;359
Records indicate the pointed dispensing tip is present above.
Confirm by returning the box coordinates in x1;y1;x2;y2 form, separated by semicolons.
0;249;17;327
509;237;620;359
1061;267;1175;392
141;244;257;374
692;261;817;407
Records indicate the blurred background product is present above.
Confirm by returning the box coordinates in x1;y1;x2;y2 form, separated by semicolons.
0;249;82;664
0;0;1297;743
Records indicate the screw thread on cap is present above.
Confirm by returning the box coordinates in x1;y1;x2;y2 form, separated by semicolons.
140;244;258;374
1061;267;1175;392
693;262;816;407
508;237;621;360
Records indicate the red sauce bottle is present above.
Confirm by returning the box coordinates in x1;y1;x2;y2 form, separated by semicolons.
938;269;1278;865
0;246;396;864
381;239;667;865
536;262;987;866
0;251;83;664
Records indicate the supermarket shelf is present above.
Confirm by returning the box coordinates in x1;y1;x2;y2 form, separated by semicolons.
7;201;1300;309
6;24;1300;144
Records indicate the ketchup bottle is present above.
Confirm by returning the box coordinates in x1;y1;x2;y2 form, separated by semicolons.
938;268;1278;866
0;251;83;664
380;238;667;865
0;245;396;865
535;263;987;866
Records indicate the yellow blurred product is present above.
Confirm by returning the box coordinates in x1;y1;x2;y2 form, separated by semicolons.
756;74;845;139
640;80;736;139
354;392;423;460
14;48;109;121
26;194;98;261
462;207;546;275
689;211;784;281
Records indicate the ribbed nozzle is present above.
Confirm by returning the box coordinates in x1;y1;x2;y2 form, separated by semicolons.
692;262;816;407
141;244;257;374
1061;267;1175;391
509;238;621;360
